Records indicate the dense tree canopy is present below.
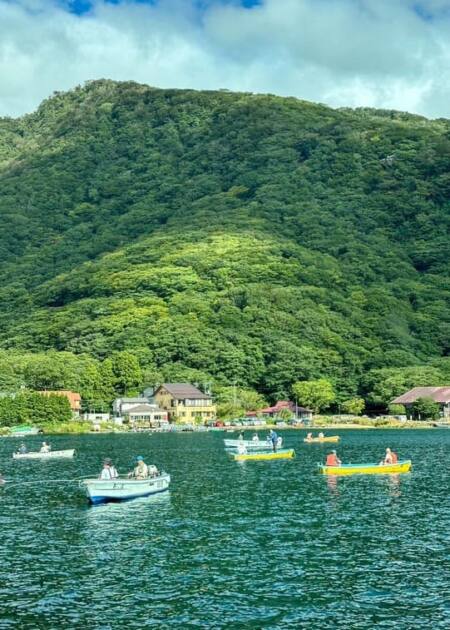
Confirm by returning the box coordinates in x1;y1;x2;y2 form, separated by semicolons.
0;80;449;409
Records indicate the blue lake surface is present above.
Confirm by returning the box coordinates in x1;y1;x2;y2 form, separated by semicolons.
0;429;450;628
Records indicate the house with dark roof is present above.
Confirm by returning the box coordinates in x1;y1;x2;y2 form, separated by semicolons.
392;387;450;418
154;383;216;423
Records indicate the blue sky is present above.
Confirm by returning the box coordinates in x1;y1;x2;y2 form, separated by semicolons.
1;0;450;118
66;0;262;15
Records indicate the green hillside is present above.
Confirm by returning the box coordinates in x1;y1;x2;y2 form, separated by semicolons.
0;80;449;409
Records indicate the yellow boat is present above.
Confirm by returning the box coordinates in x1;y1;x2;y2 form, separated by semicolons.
318;460;412;476
232;449;295;462
304;436;340;443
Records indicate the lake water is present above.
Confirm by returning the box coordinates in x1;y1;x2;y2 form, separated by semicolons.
0;429;449;629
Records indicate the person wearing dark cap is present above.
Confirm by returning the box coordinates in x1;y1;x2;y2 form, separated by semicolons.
99;458;118;480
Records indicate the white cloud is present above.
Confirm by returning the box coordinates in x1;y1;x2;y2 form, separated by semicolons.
0;0;450;117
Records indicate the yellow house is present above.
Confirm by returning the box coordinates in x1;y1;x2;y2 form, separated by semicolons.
154;383;216;423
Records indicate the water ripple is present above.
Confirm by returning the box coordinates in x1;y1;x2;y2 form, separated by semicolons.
0;430;450;628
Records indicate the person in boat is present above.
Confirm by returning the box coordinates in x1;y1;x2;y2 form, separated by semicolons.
148;464;160;478
238;432;244;441
380;448;398;465
237;442;247;455
252;433;259;442
40;442;51;453
100;458;118;480
269;429;278;452
318;432;325;439
18;443;27;454
326;450;341;466
305;432;313;442
129;456;149;479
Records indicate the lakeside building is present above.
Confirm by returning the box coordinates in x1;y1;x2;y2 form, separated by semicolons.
126;403;168;428
154;383;216;423
113;397;149;417
246;400;313;421
392;387;450;418
39;390;81;416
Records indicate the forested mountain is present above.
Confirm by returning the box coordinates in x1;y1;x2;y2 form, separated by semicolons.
0;80;449;408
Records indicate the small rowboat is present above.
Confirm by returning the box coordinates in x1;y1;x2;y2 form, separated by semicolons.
318;460;412;476
13;449;75;460
232;449;295;462
304;436;340;443
224;437;283;450
80;473;171;504
8;425;40;437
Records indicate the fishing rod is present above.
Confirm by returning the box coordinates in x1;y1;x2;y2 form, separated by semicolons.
1;475;99;488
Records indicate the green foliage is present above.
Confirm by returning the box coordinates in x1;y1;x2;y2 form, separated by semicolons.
215;386;266;419
411;397;441;421
341;398;365;415
40;420;92;434
364;366;446;406
388;403;406;415
278;408;294;420
110;351;142;395
292;379;336;413
0;81;449;404
0;391;72;427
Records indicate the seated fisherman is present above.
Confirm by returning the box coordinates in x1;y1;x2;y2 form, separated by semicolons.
326;450;341;466
129;456;149;479
380;448;398;465
237;442;247;455
100;458;118;480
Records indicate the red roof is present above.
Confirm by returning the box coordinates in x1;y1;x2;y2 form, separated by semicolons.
246;400;312;416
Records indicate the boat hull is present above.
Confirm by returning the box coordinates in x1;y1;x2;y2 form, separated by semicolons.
224;438;282;450
232;449;295;461
8;429;40;437
80;474;171;504
13;449;75;460
318;460;412;475
304;436;340;443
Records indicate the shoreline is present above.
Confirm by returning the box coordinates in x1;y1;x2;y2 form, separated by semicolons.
1;420;444;437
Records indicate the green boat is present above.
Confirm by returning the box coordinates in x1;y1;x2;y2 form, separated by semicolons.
9;424;40;437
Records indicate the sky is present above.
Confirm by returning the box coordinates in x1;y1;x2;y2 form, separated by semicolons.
1;0;450;118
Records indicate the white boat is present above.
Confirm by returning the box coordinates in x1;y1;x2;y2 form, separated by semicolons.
224;437;283;450
80;473;171;504
12;449;75;460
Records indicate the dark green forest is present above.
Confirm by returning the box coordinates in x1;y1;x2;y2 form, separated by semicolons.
0;80;449;410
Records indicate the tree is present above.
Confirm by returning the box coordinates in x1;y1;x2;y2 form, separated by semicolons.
364;366;445;407
292;379;335;413
411;397;440;421
0;391;72;427
110;352;142;395
278;408;293;420
215;386;266;420
388;403;406;416
341;398;365;415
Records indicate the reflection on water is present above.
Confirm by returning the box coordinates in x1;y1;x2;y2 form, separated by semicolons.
386;474;402;499
0;430;449;628
84;491;171;520
326;474;339;496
